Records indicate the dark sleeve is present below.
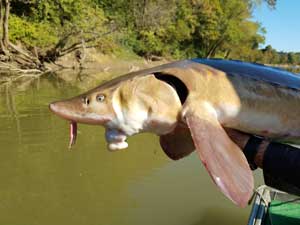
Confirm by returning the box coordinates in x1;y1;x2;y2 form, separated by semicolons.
263;142;300;194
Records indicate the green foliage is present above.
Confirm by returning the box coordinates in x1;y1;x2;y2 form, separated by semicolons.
6;0;300;65
98;0;270;60
9;15;58;49
9;0;110;55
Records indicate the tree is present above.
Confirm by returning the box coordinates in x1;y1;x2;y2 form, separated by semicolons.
0;0;282;72
0;0;10;53
287;53;297;65
0;0;114;71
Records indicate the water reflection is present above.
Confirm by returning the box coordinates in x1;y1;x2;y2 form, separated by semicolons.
0;70;263;225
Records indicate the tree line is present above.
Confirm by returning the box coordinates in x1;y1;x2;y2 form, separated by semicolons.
0;0;298;72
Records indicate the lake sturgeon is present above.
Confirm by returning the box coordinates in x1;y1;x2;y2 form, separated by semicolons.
49;59;300;207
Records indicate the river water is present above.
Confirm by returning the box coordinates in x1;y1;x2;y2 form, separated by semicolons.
0;71;264;225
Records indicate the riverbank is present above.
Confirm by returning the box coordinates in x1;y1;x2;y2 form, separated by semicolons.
266;64;300;74
51;48;168;72
0;48;169;91
47;48;169;90
2;47;300;92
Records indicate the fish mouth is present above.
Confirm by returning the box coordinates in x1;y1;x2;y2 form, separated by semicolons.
105;129;129;151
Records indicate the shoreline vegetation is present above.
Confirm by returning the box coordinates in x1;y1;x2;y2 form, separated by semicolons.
0;0;299;80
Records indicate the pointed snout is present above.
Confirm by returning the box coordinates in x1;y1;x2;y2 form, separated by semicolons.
49;99;81;121
49;102;60;114
49;98;112;125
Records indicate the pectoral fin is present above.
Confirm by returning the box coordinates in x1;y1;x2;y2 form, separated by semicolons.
183;102;253;207
160;125;195;160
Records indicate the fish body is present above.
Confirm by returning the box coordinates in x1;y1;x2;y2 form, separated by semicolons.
192;59;300;142
49;59;300;207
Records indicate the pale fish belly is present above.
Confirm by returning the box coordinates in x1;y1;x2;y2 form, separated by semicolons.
235;110;299;138
218;103;300;145
217;103;282;135
219;100;300;144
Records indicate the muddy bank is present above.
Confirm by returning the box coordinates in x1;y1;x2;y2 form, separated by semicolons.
54;48;166;70
46;49;169;90
0;49;169;91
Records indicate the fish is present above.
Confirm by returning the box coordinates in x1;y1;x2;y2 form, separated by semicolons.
49;59;300;207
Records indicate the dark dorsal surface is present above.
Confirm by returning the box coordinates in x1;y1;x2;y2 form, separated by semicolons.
192;58;300;90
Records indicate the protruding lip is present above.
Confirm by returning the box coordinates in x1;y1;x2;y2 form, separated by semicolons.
49;101;112;125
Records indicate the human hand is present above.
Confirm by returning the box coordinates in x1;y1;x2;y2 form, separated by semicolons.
224;128;269;168
224;128;250;149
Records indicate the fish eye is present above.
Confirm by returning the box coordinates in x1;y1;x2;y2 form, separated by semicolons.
96;94;105;102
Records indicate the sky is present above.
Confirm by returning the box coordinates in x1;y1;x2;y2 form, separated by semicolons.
253;0;300;52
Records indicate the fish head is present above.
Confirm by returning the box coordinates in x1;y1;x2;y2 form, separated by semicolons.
49;86;115;125
49;74;182;150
